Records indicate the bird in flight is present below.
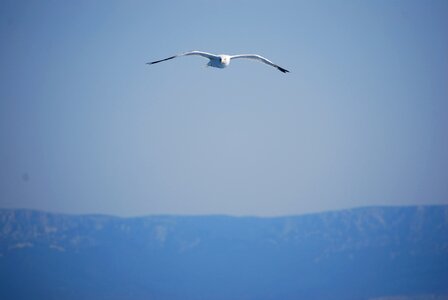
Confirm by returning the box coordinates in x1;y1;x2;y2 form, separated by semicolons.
147;50;289;73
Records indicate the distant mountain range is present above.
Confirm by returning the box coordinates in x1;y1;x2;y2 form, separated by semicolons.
1;206;447;300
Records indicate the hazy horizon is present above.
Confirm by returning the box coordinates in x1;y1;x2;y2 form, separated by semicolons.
2;203;448;220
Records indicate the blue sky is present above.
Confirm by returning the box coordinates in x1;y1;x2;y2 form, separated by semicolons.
1;0;447;216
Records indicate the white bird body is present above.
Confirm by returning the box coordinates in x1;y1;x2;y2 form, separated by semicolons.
147;51;289;73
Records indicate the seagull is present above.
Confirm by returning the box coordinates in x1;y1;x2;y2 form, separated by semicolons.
147;50;290;73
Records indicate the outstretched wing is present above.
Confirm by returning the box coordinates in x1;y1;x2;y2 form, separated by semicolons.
229;54;289;73
147;50;219;65
181;51;220;60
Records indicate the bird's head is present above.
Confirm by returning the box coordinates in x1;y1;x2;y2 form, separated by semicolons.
220;55;230;65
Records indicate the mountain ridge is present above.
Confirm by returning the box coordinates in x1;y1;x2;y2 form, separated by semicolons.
1;205;447;300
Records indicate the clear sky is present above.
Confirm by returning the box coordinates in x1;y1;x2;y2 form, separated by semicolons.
1;0;447;216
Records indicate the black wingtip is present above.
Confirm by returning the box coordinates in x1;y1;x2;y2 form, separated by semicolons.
146;55;177;65
277;66;290;73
